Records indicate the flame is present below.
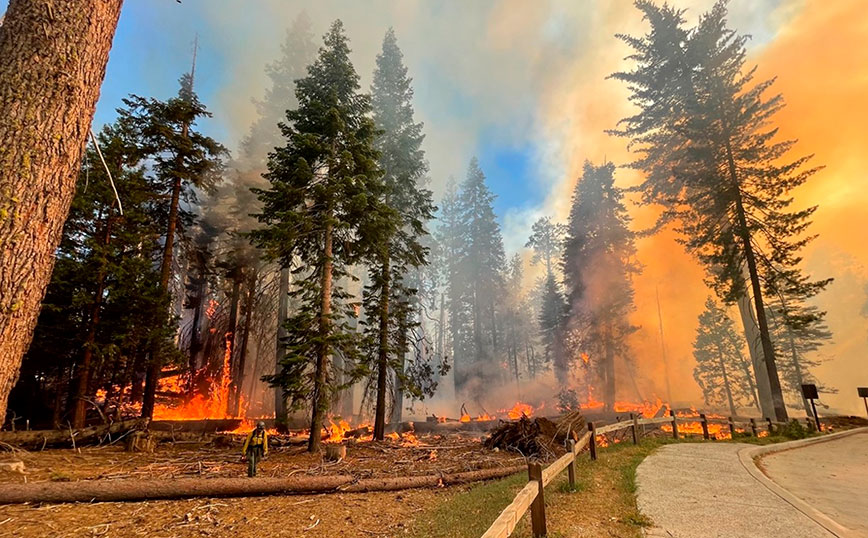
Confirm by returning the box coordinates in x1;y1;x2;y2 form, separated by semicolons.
613;397;664;419
153;333;242;420
324;417;352;444
580;352;590;365
506;402;534;420
476;413;495;421
459;413;471;423
205;299;218;320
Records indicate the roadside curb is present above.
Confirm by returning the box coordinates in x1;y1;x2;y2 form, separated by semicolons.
738;426;868;538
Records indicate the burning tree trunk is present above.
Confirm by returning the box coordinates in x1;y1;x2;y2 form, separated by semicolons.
231;270;257;416
0;0;123;424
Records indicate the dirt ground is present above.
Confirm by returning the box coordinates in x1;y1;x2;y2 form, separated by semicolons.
0;487;452;537
0;432;521;484
0;432;522;537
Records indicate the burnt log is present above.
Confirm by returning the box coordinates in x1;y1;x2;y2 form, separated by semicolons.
0;465;525;504
0;419;145;449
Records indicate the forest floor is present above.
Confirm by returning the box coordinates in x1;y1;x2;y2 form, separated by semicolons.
0;431;521;484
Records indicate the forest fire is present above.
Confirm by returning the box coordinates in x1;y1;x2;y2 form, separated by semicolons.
153;334;243;421
613;397;665;419
504;402;534;419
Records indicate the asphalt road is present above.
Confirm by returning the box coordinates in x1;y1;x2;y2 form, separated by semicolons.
636;442;837;537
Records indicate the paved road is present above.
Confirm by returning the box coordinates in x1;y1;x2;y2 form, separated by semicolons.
636;442;835;538
761;432;868;536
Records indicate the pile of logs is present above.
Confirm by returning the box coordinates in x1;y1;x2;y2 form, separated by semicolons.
483;411;586;458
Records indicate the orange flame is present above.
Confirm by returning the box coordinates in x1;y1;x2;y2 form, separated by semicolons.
506;402;534;420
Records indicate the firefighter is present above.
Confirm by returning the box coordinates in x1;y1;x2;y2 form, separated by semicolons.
241;421;268;477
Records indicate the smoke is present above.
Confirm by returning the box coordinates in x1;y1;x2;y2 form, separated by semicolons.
133;0;865;414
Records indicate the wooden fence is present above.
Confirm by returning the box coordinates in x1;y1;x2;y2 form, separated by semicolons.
480;411;817;538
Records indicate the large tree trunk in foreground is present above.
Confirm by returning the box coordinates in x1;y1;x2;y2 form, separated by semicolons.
0;465;524;504
0;0;123;425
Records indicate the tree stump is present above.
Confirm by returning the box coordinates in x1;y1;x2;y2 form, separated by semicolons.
125;431;156;453
325;444;346;462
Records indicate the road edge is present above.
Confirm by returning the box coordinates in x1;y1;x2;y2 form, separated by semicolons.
738;426;868;538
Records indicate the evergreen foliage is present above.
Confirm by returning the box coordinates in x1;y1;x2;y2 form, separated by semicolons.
562;161;639;407
253;20;390;451
692;297;758;415
610;0;830;420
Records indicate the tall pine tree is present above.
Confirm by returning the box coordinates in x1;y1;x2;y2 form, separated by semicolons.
611;1;829;421
364;28;435;438
562;162;638;409
457;158;506;391
253;21;389;452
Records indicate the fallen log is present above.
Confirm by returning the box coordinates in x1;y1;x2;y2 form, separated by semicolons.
0;465;525;504
0;419;145;449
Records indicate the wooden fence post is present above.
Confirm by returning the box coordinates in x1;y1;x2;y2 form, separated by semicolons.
699;413;710;440
766;417;774;435
567;440;577;490
630;413;639;445
589;422;597;461
669;410;679;440
750;418;758;437
728;417;736;438
528;462;547;537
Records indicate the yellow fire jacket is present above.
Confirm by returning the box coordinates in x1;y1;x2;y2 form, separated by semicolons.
242;428;268;456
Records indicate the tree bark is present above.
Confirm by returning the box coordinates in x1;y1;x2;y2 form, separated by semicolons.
712;338;737;417
274;267;289;426
725;137;787;421
72;216;113;428
0;464;525;504
308;211;332;453
373;253;390;440
232;270;256;416
142;171;183;419
0;0;123;425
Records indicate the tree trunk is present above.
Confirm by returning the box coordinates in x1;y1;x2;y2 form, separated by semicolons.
725;139;787;422
735;293;771;413
0;0;123;424
188;279;205;377
223;274;241;413
308;212;332;453
142;172;183;419
232;271;256;416
72;216;112;428
390;308;408;427
373;253;390;441
713;338;737;417
274;267;289;426
786;328;811;416
603;331;616;411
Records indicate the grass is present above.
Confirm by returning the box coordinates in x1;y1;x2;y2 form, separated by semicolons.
407;438;673;538
406;428;813;538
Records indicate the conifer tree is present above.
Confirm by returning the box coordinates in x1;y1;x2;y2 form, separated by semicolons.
364;28;435;438
562;162;638;409
458;158;507;388
525;217;567;279
18;123;173;427
611;1;828;421
120;72;226;419
434;179;472;391
253;21;389;452
765;281;833;415
692;297;758;416
538;272;567;378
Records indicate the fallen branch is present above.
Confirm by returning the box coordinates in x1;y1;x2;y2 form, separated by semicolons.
0;465;525;504
0;419;145;449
